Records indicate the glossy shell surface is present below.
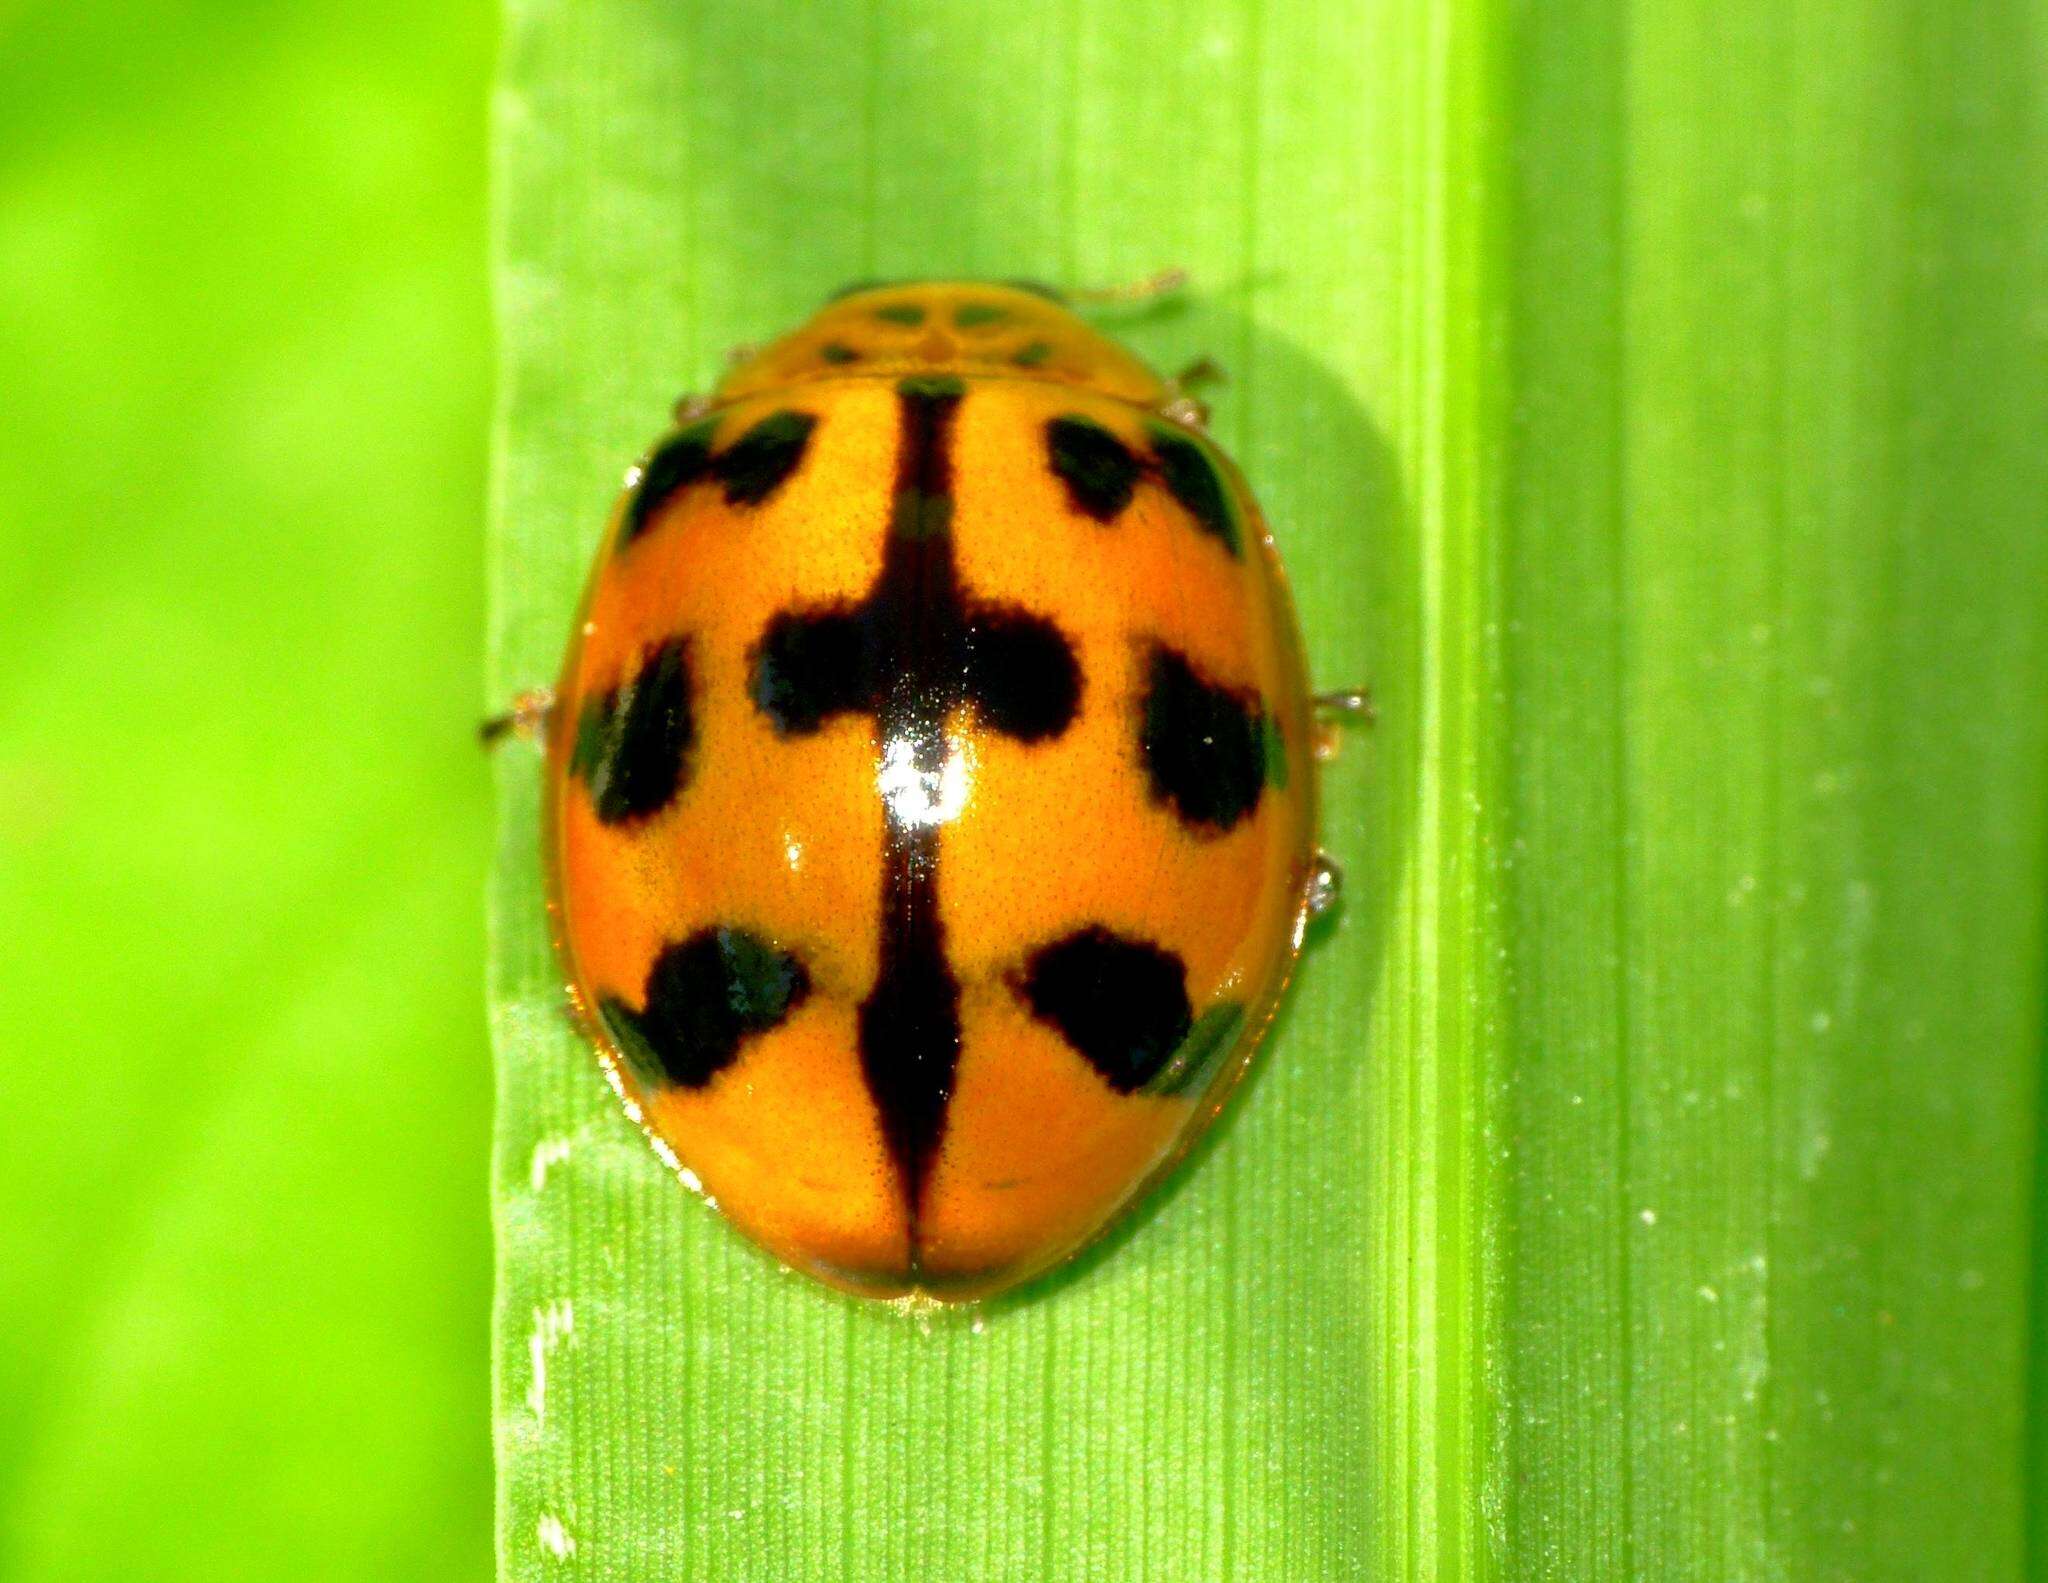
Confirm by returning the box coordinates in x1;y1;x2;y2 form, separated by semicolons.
546;282;1317;1300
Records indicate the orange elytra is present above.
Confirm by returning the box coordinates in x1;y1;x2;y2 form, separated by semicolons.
542;279;1337;1302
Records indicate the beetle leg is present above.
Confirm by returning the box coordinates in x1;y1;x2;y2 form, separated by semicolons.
1305;852;1344;920
480;686;556;748
1313;687;1374;761
672;391;715;424
1315;688;1374;723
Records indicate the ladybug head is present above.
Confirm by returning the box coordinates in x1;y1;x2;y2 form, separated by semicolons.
715;280;1169;405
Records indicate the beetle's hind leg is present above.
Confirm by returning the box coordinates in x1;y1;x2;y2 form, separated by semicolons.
480;687;556;748
1304;692;1373;925
1305;852;1346;921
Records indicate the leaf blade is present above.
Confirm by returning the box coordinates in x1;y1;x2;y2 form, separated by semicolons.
490;2;2048;1578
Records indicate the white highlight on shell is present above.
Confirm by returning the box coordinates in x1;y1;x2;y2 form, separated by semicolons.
876;732;972;828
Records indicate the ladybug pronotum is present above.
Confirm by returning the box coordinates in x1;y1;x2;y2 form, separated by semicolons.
540;279;1349;1301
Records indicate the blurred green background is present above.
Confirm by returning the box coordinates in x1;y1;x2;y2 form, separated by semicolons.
0;1;495;1577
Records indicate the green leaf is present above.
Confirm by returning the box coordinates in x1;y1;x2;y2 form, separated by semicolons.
0;2;495;1578
490;2;2047;1579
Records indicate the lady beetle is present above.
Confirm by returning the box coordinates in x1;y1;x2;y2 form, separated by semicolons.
536;279;1353;1302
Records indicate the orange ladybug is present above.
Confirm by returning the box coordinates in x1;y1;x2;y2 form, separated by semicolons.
538;280;1351;1301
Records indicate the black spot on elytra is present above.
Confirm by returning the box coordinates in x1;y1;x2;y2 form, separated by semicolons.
1036;417;1251;561
623;419;716;542
1139;645;1268;833
1046;415;1141;519
599;926;810;1090
747;567;1079;747
1015;927;1193;1094
820;342;861;365
712;409;816;506
1011;341;1054;368
964;607;1080;742
953;302;1010;329
1148;1001;1246;1096
620;410;815;541
750;605;874;735
1149;424;1241;556
875;302;926;326
570;638;695;825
